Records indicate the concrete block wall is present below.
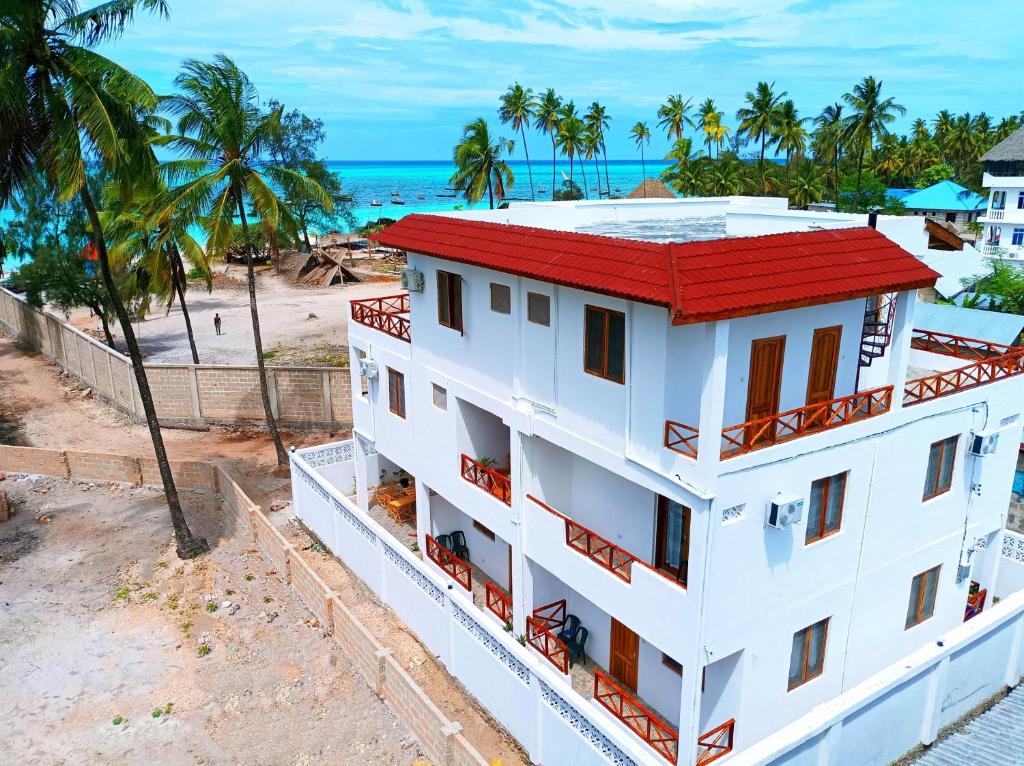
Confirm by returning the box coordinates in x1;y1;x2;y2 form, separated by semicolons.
0;287;352;430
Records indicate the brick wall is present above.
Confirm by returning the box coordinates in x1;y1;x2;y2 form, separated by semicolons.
0;445;70;476
0;287;351;430
66;450;143;484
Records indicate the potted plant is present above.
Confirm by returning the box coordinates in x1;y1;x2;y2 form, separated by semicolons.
395;468;410;488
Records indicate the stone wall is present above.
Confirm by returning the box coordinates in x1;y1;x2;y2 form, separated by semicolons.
0;287;351;431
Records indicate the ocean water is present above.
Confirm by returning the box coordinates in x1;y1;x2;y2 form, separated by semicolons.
1;159;673;274
330;159;673;228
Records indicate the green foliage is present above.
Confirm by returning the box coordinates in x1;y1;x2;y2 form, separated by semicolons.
961;261;1024;315
915;163;955;188
450;118;515;208
112;715;125;726
205;601;219;613
196;644;212;657
838;171;888;212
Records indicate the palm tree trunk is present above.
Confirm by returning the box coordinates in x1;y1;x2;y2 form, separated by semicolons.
568;153;574;197
234;185;289;467
602;137;611;197
520;126;535;201
580;157;588;200
487;175;494;209
855;148;865;210
759;133;767;195
551;133;557;197
640;145;647;196
80;185;208;559
170;246;200;364
89;300;116;348
593;154;601;198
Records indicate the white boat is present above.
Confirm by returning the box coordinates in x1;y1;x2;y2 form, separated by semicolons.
370;199;382;207
392;198;406;205
416;194;425;200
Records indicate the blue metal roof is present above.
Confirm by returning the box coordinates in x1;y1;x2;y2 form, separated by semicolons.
910;684;1024;765
914;301;1024;345
902;180;987;212
888;187;915;201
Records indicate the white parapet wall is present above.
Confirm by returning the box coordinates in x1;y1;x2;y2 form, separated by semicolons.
290;439;665;766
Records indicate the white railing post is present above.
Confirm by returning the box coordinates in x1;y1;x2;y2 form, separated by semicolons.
919;653;951;745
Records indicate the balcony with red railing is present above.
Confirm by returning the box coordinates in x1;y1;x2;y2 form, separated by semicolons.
719;385;893;459
664;420;699;459
350;293;411;342
911;329;1018;361
526;599;570;674
964;580;987;622
696;719;735;766
485;581;513;625
594;669;679;763
426;534;471;590
904;346;1024;406
461;454;512;506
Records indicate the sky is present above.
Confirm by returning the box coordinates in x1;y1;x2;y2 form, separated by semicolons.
100;0;1024;161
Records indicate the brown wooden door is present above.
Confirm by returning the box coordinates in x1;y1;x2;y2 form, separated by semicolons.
609;618;640;692
745;337;786;447
805;326;842;406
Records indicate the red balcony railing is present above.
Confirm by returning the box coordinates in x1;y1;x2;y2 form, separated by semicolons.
531;598;566;631
905;348;1024;406
721;385;893;458
664;420;699;459
696;719;735;766
965;581;987;622
460;454;512;506
526;614;569;674
594;669;679;763
911;329;1017;361
350;293;411;342
426;534;471;590
527;495;687;589
485;581;513;624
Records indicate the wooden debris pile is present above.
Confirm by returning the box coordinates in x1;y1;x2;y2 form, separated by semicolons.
296;248;363;287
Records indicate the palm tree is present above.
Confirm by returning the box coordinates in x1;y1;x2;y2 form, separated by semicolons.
498;83;537;200
585;102;611;197
790;162;825;209
813;103;845;206
556;110;586;199
158;56;331;467
1;0;209;558
657;94;694;141
736;81;787;195
776;100;808;187
583;128;602;199
842;76;905;200
630;122;651;195
450;118;515;208
535;89;562;197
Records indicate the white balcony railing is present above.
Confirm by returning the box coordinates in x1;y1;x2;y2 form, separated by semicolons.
988;208;1005;220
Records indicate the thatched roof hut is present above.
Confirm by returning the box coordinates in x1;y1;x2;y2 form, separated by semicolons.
627;179;676;199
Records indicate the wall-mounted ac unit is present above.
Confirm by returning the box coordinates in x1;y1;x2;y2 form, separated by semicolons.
766;494;804;530
400;268;424;292
359;358;379;380
969;430;999;457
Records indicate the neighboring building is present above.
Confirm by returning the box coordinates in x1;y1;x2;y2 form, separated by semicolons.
980;126;1024;258
900;179;987;225
628;179;677;199
293;201;1024;766
913;302;1024;347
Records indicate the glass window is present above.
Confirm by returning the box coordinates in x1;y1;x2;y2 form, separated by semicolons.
993;191;1006;210
527;292;550;325
806;472;846;543
655;497;690;584
788;618;829;690
661;653;683;675
1013;228;1024;246
431;383;447;410
583;305;626;383
387;368;405;418
356;348;370;397
906;566;941;628
490;283;511;314
437;270;463;332
1018;191;1024;210
923;436;958;500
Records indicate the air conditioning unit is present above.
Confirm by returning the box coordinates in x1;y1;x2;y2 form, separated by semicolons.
400;268;424;292
359;358;379;380
766;494;804;530
970;430;999;457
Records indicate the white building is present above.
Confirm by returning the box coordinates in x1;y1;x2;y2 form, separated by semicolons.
292;201;1024;766
979;126;1024;259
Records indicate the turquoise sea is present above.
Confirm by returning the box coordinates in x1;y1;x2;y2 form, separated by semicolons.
1;159;673;274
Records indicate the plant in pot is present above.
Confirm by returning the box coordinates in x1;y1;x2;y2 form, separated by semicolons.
395;468;410;488
478;457;496;469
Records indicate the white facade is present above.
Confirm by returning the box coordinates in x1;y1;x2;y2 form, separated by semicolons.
980;173;1024;259
303;201;1024;765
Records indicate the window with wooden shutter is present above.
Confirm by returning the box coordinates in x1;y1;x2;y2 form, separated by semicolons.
437;270;463;332
788;618;829;690
906;566;941;628
805;472;846;543
584;305;626;383
387;368;405;418
923;436;957;500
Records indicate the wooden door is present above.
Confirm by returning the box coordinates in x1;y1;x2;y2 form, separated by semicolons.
609;618;640;692
745;337;786;447
805;326;842;406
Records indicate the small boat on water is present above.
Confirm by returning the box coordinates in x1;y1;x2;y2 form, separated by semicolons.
392;198;406;205
391;190;400;196
416;194;425;200
370;199;382;207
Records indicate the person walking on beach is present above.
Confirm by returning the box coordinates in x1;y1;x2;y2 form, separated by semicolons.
214;313;222;336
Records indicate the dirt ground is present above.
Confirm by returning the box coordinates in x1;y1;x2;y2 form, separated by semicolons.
0;335;530;765
66;260;401;366
0;477;420;765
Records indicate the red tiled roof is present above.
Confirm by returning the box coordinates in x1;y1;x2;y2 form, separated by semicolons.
375;215;939;325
